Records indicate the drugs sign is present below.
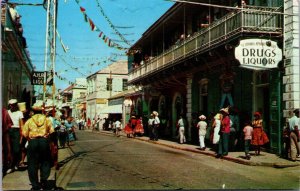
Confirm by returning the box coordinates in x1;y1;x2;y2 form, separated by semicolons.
235;39;282;70
31;71;53;85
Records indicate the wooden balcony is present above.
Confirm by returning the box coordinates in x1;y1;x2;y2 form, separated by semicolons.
1;5;33;76
129;6;283;84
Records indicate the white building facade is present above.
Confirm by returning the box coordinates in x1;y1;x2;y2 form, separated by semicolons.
86;60;128;121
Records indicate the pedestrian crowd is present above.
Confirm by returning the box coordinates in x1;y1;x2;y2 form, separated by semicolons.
3;98;299;189
121;106;299;162
2;99;79;190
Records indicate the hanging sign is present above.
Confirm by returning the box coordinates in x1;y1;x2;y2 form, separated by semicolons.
31;71;53;85
234;39;282;70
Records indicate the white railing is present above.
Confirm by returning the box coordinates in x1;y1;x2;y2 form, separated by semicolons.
129;6;282;83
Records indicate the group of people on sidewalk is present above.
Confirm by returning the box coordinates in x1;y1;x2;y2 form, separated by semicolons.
124;114;145;138
2;99;78;190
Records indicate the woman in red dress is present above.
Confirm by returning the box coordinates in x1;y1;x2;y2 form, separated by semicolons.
251;112;269;155
124;120;133;138
134;116;144;136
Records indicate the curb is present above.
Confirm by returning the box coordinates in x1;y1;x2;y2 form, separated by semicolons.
90;130;300;168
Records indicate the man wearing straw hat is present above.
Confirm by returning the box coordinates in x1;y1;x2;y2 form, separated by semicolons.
216;107;231;158
152;111;160;141
7;99;24;173
22;101;54;190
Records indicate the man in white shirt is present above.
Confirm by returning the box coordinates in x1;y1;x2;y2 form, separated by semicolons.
152;111;160;141
7;99;24;172
114;119;122;137
288;109;300;161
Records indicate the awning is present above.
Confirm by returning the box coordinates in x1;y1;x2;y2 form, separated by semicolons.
100;104;122;114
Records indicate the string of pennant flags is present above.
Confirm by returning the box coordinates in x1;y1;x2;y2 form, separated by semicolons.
74;0;128;50
55;55;119;86
94;0;132;46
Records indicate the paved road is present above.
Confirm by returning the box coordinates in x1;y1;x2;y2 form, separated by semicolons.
56;131;300;190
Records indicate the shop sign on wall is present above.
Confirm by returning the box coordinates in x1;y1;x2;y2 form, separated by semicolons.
31;71;53;85
235;39;282;70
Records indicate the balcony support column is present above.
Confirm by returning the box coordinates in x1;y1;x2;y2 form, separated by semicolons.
186;74;193;142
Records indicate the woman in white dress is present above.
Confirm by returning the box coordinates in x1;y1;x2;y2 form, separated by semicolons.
212;113;222;151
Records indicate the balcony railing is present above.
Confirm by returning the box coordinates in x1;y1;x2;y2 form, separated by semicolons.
129;6;283;83
2;5;33;73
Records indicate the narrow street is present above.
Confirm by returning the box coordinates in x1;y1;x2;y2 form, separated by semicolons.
56;131;299;190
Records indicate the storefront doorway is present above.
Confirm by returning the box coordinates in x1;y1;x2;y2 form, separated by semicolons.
253;71;270;148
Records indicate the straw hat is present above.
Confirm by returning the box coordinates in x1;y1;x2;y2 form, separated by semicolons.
220;107;229;114
18;102;26;112
31;100;44;111
152;111;159;116
199;115;206;120
8;99;17;105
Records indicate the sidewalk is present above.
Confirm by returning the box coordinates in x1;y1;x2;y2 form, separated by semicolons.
2;146;73;190
96;129;300;168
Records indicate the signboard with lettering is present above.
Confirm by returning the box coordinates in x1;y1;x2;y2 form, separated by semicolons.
234;39;282;70
31;71;53;85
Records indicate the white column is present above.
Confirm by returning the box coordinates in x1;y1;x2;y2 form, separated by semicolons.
283;1;300;118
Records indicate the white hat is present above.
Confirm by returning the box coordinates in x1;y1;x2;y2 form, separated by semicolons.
31;100;44;111
199;115;206;120
8;99;18;105
220;107;229;114
152;111;159;116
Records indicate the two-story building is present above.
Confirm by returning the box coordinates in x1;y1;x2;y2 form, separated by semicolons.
1;3;33;108
71;78;87;119
86;60;128;121
127;0;299;154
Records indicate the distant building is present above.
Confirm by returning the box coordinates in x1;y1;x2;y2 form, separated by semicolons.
72;78;87;119
86;60;128;121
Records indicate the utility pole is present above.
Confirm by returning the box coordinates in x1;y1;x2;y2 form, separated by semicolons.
43;0;58;114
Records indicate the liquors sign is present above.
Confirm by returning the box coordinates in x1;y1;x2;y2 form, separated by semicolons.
235;39;282;70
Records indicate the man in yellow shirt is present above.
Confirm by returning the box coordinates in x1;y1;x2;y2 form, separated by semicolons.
22;102;54;190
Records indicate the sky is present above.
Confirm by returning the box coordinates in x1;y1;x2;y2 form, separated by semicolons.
14;0;174;94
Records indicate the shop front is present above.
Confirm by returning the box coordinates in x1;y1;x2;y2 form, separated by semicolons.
191;38;283;153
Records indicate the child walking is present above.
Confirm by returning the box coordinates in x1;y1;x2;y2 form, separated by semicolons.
243;121;253;160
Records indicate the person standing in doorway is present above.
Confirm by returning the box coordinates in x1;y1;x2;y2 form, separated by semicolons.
251;111;269;156
288;109;300;161
152;111;160;141
7;99;24;172
22;102;54;190
197;115;207;150
177;114;186;144
216;107;230;158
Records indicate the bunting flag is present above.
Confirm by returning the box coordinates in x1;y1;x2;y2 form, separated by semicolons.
80;6;85;12
88;18;96;31
75;2;128;50
95;0;132;46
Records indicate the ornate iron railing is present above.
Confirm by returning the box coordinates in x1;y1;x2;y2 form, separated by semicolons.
129;6;283;83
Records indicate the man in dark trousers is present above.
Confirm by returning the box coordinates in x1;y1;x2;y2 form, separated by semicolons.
22;102;54;190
